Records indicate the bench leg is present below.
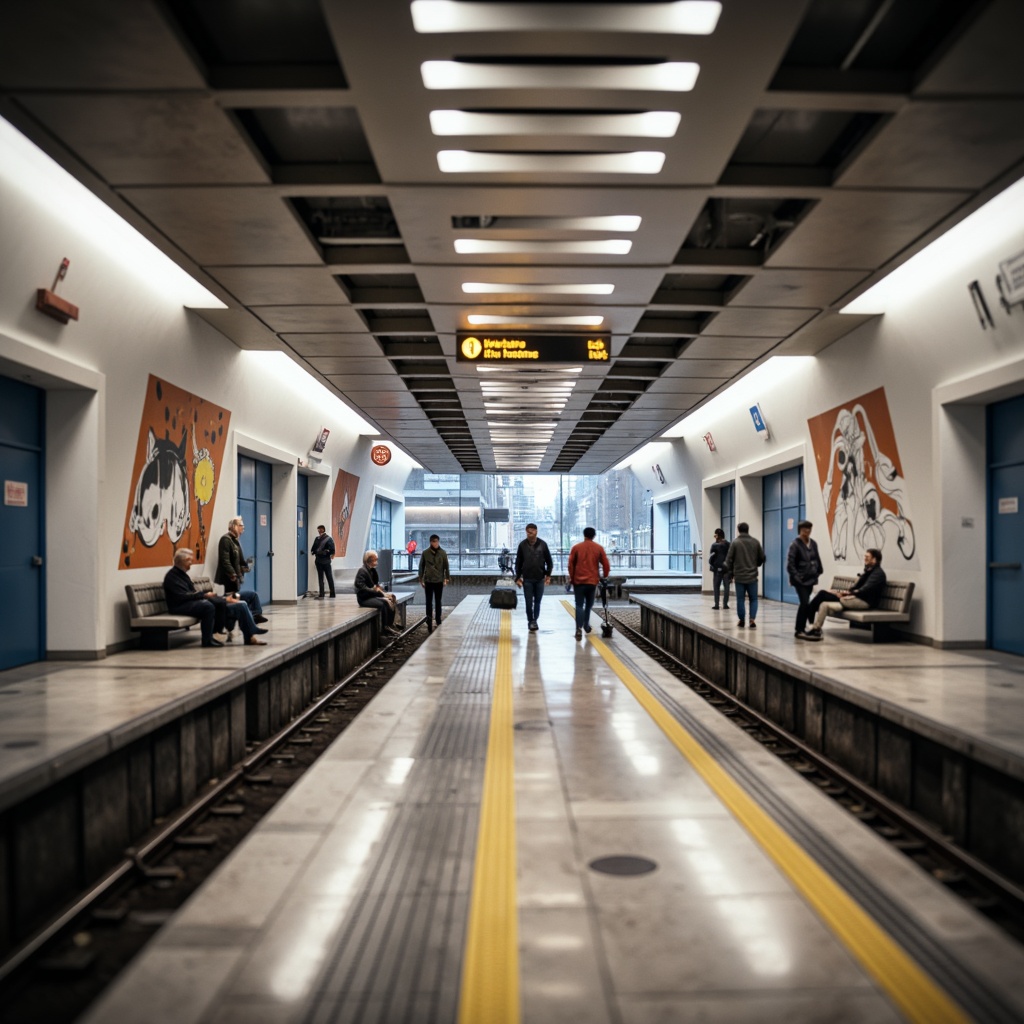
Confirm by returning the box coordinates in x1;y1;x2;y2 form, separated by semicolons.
870;623;898;643
139;630;172;651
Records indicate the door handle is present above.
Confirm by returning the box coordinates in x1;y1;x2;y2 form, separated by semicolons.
31;555;43;567
989;562;1022;569
268;551;275;557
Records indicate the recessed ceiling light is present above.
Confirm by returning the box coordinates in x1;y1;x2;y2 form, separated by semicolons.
430;110;681;139
463;282;615;295
469;314;604;326
438;150;665;174
456;215;640;232
421;61;699;92
455;239;631;254
412;2;721;36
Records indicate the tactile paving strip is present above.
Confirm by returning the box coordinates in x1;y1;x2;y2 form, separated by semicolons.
303;605;504;1024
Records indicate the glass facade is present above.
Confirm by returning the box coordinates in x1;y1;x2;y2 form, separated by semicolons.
668;497;691;570
369;495;393;554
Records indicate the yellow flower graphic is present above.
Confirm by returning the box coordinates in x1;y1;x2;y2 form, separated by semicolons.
194;455;215;505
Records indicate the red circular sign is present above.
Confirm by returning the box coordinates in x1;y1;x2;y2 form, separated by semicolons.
371;444;392;466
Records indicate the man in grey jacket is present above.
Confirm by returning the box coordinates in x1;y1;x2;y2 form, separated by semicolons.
724;522;766;629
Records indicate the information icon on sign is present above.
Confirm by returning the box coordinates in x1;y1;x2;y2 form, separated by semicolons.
749;403;769;441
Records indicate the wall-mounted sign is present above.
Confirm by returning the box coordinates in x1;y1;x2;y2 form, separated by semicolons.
997;247;1024;313
998;496;1019;514
4;480;28;506
749;403;769;440
312;427;330;453
702;432;716;452
371;444;392;466
456;332;610;364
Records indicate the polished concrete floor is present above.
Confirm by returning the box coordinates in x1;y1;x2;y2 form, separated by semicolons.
77;596;1024;1024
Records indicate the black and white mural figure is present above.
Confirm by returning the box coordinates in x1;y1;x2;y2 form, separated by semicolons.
128;428;191;548
809;388;917;567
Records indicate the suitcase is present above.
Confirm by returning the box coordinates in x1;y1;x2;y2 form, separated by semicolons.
489;585;518;609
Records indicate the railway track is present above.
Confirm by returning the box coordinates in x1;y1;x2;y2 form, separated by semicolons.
0;617;431;1024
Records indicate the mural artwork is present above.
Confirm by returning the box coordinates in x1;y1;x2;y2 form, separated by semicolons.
807;386;917;566
332;469;360;558
120;375;230;569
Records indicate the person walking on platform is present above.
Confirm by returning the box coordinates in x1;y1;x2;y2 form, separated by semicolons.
311;524;336;599
788;520;822;639
724;522;765;629
356;549;400;638
568;527;611;641
418;534;450;632
708;528;731;610
801;548;887;641
215;516;268;626
515;523;553;631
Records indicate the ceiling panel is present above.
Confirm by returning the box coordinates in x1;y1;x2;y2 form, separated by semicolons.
2;0;1019;471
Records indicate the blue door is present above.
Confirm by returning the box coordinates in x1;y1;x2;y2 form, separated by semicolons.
989;395;1024;655
238;455;273;606
0;377;45;670
297;474;308;596
763;467;805;604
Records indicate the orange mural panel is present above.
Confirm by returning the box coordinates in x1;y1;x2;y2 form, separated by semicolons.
807;386;916;565
119;375;231;569
332;469;360;558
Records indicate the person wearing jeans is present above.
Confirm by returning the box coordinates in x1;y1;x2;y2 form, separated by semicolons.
514;523;553;631
568;526;610;641
724;522;765;629
417;534;450;631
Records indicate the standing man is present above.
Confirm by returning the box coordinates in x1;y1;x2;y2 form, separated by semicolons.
708;527;731;610
788;519;822;639
215;516;268;624
568;527;610;641
311;524;336;599
418;534;450;632
801;548;887;641
724;522;766;629
514;523;553;631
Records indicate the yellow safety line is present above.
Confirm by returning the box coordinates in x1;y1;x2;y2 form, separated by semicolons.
458;609;519;1024
560;600;969;1024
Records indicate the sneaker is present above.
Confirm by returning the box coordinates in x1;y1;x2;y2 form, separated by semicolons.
575;629;582;640
805;628;823;640
737;619;745;628
213;632;228;643
796;631;813;641
202;638;224;647
749;621;757;629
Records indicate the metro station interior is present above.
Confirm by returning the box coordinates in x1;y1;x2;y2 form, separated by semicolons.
1;1;1023;1022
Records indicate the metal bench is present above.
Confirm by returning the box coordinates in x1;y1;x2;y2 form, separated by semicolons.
825;574;915;642
125;575;214;650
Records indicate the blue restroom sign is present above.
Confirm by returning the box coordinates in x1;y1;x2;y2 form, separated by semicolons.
749;404;769;440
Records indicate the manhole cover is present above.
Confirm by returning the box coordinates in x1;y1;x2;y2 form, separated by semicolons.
589;855;657;876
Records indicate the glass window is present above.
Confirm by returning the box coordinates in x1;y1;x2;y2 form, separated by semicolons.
668;497;691;571
369;496;392;553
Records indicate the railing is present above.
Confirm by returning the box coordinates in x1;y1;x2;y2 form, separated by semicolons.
393;549;703;575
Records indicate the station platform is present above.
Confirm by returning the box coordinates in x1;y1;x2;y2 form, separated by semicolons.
80;596;1024;1024
0;590;415;950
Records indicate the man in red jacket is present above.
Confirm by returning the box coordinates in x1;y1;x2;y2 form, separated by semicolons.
568;527;611;641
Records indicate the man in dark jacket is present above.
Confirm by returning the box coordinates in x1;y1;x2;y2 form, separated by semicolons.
164;548;225;647
788;519;822;639
802;548;887;640
311;524;336;598
215;516;267;624
418;534;450;631
515;523;553;631
708;528;730;610
724;522;765;629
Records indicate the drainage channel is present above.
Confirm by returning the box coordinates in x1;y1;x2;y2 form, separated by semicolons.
610;612;1024;946
0;617;432;1024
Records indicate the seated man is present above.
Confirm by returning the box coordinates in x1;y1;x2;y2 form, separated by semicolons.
801;547;887;641
223;592;268;646
356;549;400;638
164;548;228;647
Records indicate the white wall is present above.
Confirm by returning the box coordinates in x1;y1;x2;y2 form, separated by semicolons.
0;119;415;655
632;183;1024;645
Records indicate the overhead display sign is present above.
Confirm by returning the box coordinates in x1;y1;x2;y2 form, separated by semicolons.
456;332;610;364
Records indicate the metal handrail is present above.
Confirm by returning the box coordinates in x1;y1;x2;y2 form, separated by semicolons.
395;548;703;574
